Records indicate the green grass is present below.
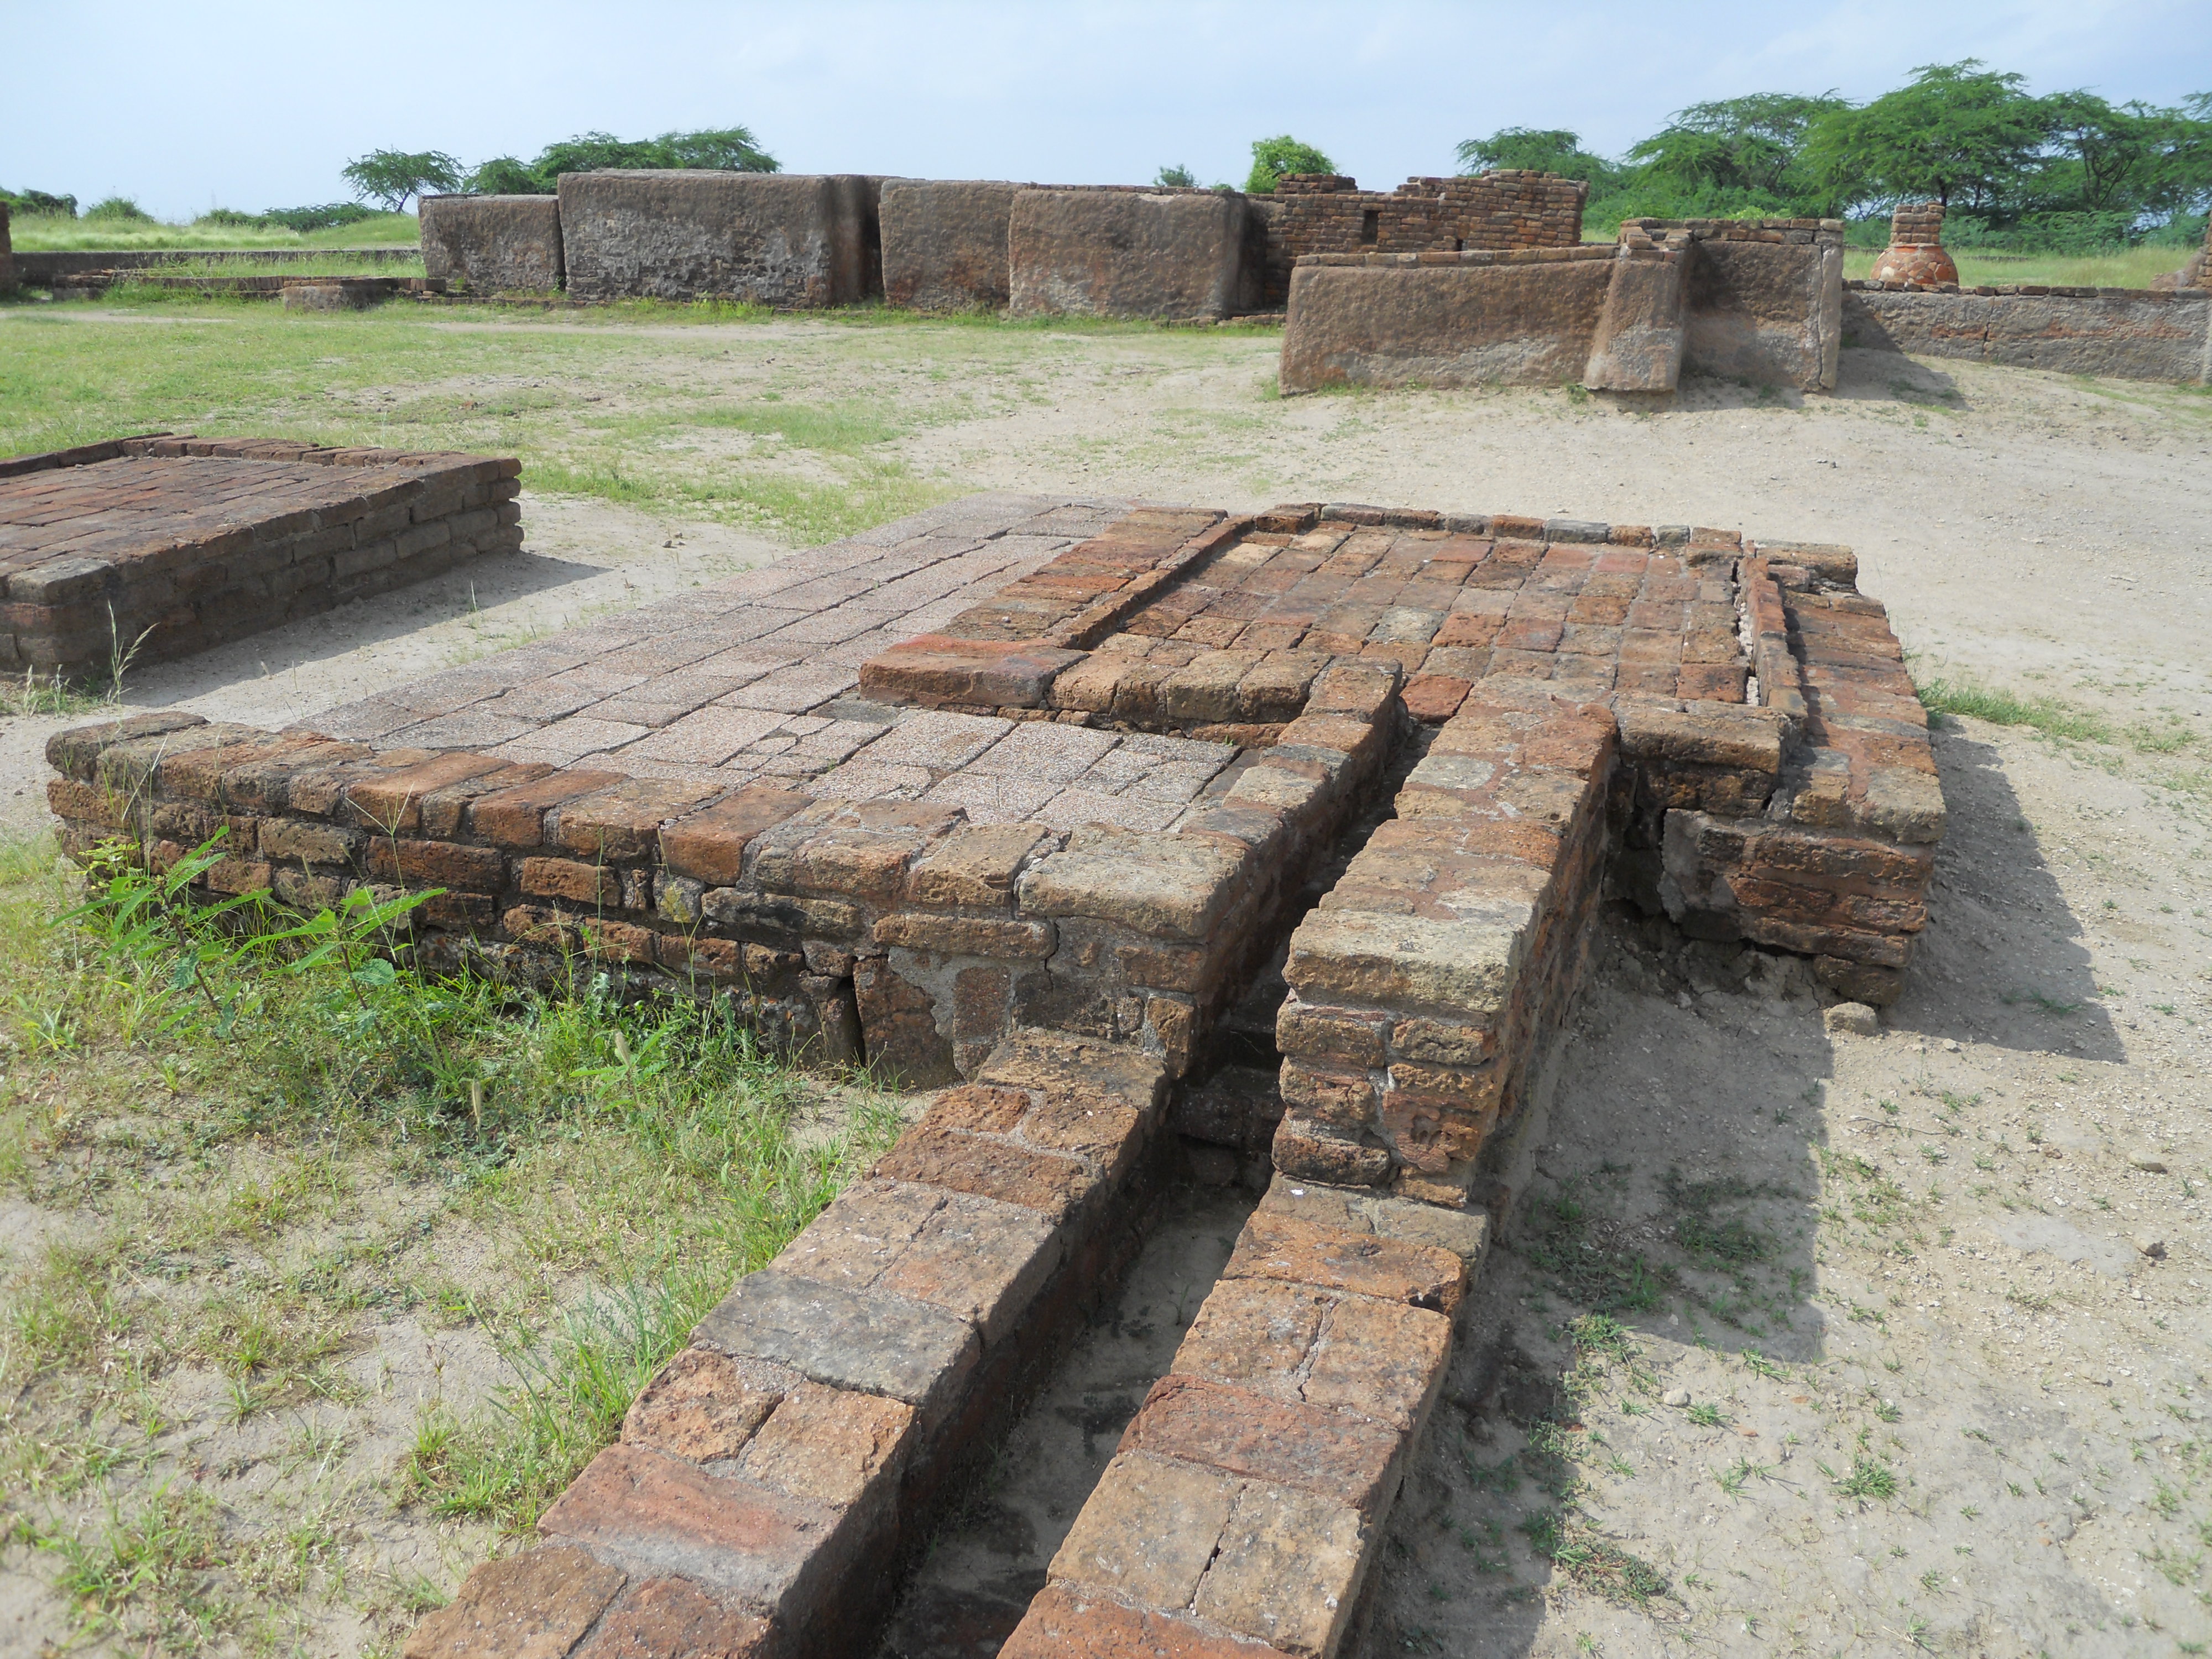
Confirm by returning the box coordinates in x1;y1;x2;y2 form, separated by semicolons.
84;253;429;280
9;211;420;251
1842;244;2191;289
0;831;900;1634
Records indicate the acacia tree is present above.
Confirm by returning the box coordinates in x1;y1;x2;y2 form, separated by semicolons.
1801;61;2051;212
1454;127;1621;190
1245;136;1335;194
1626;93;1849;211
462;126;778;195
340;149;463;212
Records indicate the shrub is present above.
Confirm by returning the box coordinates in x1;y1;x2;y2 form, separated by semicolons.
260;202;379;232
82;196;155;223
1245;135;1336;194
462;126;779;196
194;208;265;228
1154;164;1196;188
2;187;77;217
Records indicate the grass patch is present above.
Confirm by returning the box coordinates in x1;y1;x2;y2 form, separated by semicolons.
8;211;420;251
1519;1510;1672;1604
1840;244;2192;289
0;833;899;1618
1917;676;2114;743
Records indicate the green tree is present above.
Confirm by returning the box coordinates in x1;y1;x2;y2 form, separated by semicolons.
1801;61;2051;212
1626;93;1848;211
1;187;77;217
1154;164;1196;187
1245;135;1335;194
1455;127;1622;190
2034;93;2212;221
461;127;779;195
463;156;545;196
341;149;463;212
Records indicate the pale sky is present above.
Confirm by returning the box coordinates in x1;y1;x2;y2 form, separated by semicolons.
7;0;2210;221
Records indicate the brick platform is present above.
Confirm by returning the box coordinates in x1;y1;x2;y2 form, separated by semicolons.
46;489;1943;1659
0;435;521;676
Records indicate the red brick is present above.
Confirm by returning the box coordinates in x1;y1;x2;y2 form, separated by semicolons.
467;769;628;848
367;838;507;893
1000;1584;1293;1658
659;785;809;885
1400;674;1470;723
519;856;620;905
873;1124;1097;1220
1224;1213;1465;1314
572;1578;773;1659
401;1546;626;1659
622;1346;790;1463
347;754;512;834
554;780;726;861
1121;1374;1401;1512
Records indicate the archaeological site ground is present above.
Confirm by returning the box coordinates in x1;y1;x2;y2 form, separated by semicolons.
0;173;2207;1659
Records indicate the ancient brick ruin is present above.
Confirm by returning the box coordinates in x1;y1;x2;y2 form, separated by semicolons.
1871;202;1959;286
44;477;1943;1657
0;435;521;678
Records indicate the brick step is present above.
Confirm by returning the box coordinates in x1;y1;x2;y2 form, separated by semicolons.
404;1028;1172;1659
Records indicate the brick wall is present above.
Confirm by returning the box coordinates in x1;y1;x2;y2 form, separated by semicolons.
0;201;12;293
1843;283;2210;383
1254;171;1589;308
0;436;522;677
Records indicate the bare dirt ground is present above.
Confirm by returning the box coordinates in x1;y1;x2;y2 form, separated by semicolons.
0;309;2206;1657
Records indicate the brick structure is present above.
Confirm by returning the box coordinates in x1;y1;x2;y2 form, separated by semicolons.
1007;187;1255;322
0;435;521;677
1871;201;1959;286
1251;171;1589;309
559;172;887;307
879;180;1022;311
48;488;1940;1659
1843;281;2211;383
0;200;13;294
419;194;566;293
1282;218;1846;394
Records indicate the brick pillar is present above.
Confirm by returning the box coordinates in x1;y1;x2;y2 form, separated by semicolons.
1871;201;1958;285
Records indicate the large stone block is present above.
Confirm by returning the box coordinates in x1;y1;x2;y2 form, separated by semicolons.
1682;238;1842;390
1009;188;1254;321
418;194;565;293
559;171;886;307
880;179;1019;311
1843;288;2210;384
1280;257;1615;392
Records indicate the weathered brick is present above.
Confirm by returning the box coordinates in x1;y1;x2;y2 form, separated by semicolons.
1000;1586;1294;1659
1193;1478;1369;1657
873;1123;1098;1222
367;838;507;893
1047;1450;1238;1610
401;1546;626;1659
692;1268;980;1420
572;1578;773;1659
873;912;1056;958
554;780;726;861
737;1380;916;1509
1225;1213;1465;1313
659;785;810;885
622;1345;792;1463
469;770;628;848
1123;1374;1401;1512
518;856;622;906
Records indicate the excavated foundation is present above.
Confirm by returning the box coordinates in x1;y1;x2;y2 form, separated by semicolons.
42;483;1943;1659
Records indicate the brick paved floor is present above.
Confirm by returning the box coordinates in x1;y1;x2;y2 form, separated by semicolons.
301;493;1235;832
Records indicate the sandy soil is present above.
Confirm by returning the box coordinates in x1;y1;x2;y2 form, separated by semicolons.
0;318;2206;1656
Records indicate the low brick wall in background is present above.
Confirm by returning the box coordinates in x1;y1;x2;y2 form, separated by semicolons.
1008;187;1254;321
1282;220;1846;395
0;435;521;677
419;193;566;293
559;171;886;307
1843;281;2211;383
879;179;1022;311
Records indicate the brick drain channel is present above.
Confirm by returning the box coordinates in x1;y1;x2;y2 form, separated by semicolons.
882;1173;1264;1657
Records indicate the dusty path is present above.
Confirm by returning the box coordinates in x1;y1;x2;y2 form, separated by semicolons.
0;309;2206;1655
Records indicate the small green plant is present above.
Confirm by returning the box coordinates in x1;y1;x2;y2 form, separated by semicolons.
1687;1402;1724;1428
1832;1455;1900;1500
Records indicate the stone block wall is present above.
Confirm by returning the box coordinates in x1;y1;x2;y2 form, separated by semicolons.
879;179;1021;311
1008;187;1254;321
1842;282;2210;383
419;194;566;293
559;171;885;307
0;435;522;677
1282;218;1846;394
